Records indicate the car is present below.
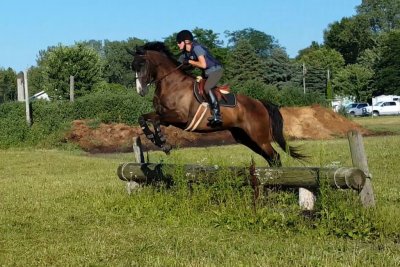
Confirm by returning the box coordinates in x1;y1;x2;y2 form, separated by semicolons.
372;101;400;116
345;103;372;117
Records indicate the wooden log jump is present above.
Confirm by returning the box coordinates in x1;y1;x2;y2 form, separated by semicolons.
120;131;374;209
117;163;366;191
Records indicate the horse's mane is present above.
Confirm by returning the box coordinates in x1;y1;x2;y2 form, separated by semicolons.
141;42;179;65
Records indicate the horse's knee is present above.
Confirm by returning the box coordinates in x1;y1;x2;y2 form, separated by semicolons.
138;116;146;126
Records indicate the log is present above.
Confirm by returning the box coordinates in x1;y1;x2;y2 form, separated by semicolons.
116;163;366;190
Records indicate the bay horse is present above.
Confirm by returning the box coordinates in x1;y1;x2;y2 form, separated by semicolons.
129;42;304;167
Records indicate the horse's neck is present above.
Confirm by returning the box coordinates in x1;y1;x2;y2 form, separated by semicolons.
157;68;194;94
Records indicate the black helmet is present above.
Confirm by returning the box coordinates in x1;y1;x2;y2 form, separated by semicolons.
176;30;193;43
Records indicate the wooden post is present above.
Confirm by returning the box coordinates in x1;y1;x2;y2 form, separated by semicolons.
17;75;24;102
23;70;31;126
302;62;306;94
69;75;74;102
124;136;145;194
132;136;145;163
347;130;375;207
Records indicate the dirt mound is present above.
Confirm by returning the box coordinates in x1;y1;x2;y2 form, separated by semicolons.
280;105;370;140
65;105;372;153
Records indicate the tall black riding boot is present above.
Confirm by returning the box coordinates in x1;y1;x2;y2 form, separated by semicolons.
207;90;223;126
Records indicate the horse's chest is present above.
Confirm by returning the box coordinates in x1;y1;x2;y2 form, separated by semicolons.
153;94;177;113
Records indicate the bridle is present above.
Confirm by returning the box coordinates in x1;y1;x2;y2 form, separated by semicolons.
135;54;184;86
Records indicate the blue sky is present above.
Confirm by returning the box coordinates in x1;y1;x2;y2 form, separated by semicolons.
1;0;360;71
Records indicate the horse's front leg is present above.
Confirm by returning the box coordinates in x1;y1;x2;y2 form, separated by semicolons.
138;113;171;154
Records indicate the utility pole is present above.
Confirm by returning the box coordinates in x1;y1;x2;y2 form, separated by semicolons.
326;68;333;102
302;62;306;94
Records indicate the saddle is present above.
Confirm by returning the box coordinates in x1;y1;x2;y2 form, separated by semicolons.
193;77;237;107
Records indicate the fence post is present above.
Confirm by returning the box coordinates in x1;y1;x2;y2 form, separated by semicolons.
23;70;31;126
347;130;375;207
17;73;24;102
70;75;74;102
125;136;145;194
133;136;145;164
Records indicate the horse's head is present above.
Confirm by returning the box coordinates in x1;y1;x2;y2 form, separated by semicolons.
130;46;153;97
129;42;181;97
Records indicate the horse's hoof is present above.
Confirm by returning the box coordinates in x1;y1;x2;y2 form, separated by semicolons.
162;144;172;155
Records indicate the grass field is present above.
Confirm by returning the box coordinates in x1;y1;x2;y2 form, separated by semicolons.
1;117;400;266
353;115;400;135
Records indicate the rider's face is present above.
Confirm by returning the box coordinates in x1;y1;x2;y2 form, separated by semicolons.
177;41;185;51
177;40;192;51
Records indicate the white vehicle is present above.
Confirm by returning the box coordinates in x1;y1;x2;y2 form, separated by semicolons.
372;95;400;105
372;101;400;116
346;103;372;116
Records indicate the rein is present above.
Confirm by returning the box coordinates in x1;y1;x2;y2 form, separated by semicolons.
152;63;184;84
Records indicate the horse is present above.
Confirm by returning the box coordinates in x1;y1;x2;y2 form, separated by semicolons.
129;41;305;167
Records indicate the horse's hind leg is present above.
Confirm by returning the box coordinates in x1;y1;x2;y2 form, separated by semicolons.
229;128;282;167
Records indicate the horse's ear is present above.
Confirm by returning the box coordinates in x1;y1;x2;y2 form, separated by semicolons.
126;47;135;56
136;45;145;55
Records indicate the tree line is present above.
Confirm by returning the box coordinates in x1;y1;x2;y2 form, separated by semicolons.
0;0;399;104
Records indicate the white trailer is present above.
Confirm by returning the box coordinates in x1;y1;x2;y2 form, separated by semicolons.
372;95;400;105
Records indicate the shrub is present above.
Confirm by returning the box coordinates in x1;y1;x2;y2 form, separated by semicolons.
0;89;153;148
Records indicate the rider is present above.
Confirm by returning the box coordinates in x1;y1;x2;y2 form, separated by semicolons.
176;29;223;126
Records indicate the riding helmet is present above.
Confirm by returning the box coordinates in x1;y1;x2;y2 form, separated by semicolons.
176;30;194;43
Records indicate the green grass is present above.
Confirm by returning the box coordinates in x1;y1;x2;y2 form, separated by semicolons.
353;115;400;135
1;136;400;266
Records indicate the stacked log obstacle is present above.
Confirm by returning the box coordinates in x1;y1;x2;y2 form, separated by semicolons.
117;163;366;190
118;131;375;209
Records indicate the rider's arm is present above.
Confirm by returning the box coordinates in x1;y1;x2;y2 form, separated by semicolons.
189;55;206;69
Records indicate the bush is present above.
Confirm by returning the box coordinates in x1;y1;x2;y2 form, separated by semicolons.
277;85;327;107
0;88;153;148
0;102;30;147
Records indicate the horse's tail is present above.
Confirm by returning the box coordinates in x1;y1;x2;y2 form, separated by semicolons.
261;100;306;160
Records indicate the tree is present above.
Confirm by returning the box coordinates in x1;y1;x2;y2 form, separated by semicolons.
0;68;17;103
297;47;345;93
264;47;292;85
102;38;145;88
80;40;104;57
374;30;400;95
225;28;278;58
38;43;102;100
298;47;345;71
357;0;400;33
332;64;374;101
324;16;376;64
296;41;322;60
27;66;48;96
225;39;265;86
356;47;380;70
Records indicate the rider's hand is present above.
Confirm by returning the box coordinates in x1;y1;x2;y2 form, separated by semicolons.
182;58;190;66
